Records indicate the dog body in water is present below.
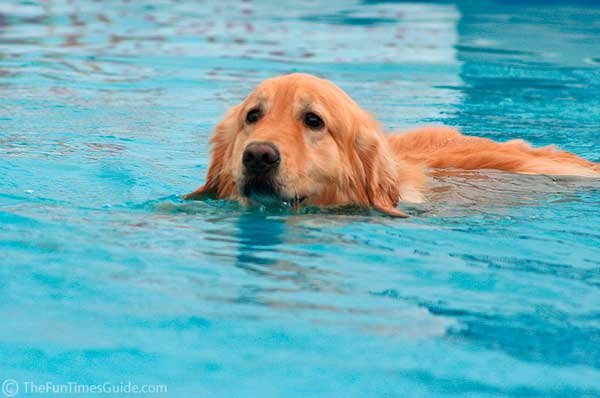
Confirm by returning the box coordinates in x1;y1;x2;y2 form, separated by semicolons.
186;73;599;217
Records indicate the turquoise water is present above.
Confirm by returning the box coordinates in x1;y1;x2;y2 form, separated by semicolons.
1;1;600;397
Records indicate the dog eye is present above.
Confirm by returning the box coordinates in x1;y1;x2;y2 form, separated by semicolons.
304;112;324;130
246;108;262;124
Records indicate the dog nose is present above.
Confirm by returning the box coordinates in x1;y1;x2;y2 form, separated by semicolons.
242;142;280;174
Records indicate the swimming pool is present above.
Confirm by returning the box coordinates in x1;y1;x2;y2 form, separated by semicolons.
1;1;600;397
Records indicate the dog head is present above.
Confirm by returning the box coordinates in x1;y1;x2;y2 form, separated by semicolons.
186;73;410;217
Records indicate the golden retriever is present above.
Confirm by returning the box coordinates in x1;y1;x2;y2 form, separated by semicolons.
186;73;599;217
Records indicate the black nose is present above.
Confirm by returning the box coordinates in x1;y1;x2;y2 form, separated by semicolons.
242;142;280;174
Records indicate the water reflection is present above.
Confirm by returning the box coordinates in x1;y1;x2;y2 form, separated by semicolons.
232;210;338;293
235;212;285;267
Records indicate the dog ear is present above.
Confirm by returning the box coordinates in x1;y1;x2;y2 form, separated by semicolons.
184;106;239;200
349;112;409;218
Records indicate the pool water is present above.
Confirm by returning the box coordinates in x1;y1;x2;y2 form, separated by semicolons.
1;1;600;397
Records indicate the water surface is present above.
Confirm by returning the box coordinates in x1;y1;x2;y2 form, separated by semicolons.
1;1;600;397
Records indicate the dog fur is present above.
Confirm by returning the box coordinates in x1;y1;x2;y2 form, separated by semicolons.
186;73;599;217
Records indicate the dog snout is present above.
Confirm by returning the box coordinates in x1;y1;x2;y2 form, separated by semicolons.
242;142;281;174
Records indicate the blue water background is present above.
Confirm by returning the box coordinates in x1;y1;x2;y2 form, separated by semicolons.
1;1;600;397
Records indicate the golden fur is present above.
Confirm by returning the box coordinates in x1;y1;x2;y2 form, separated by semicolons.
186;73;599;217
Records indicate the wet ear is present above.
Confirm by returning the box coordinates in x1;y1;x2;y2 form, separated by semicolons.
351;113;408;218
184;106;239;200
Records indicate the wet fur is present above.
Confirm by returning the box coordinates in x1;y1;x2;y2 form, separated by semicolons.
186;73;599;217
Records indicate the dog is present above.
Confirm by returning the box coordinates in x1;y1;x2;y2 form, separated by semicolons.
186;73;599;217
